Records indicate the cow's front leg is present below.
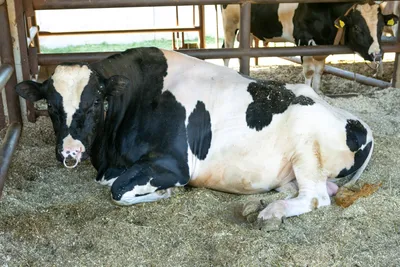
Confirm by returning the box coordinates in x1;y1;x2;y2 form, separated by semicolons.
110;155;189;205
258;144;331;222
301;56;315;88
311;56;326;94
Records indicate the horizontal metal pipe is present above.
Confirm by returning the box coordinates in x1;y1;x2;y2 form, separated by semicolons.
282;57;391;89
38;43;400;65
0;122;22;198
39;27;202;36
0;64;14;90
32;0;375;10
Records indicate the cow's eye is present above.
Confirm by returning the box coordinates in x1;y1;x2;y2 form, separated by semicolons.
48;103;52;109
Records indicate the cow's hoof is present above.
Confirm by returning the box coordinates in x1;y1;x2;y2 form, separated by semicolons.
242;200;265;223
258;200;286;221
254;217;282;231
242;200;263;217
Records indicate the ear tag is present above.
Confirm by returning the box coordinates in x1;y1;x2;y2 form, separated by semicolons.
335;19;345;28
387;18;395;26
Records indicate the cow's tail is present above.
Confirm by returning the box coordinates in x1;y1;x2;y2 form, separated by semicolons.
344;139;374;188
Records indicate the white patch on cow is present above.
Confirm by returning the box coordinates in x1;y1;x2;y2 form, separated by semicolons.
277;4;298;42
52;65;92;127
131;180;158;195
357;4;380;55
97;176;118;187
115;188;171;206
62;134;86;159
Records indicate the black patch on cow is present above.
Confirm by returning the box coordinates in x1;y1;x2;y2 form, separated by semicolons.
345;119;367;152
246;80;314;131
292;95;315;106
86;48;191;195
250;4;283;40
222;4;227;9
187;101;212;160
337;141;372;178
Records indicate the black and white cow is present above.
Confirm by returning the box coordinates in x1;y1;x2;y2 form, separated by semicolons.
221;2;398;93
15;47;374;222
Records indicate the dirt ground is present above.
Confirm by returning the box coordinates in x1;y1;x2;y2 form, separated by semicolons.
1;60;400;267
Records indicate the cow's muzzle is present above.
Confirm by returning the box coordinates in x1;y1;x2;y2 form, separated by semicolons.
370;52;382;62
62;147;83;168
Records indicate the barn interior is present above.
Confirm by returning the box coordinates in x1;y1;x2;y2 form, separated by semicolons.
1;0;400;266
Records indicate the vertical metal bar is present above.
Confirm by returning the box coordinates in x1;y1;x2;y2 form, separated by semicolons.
0;0;22;199
0;2;22;124
198;5;206;48
392;18;400;88
239;2;251;75
215;4;220;48
0;91;5;130
15;0;37;122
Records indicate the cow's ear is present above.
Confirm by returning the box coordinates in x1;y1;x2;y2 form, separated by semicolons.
384;14;399;26
105;75;131;96
15;80;45;102
334;16;347;29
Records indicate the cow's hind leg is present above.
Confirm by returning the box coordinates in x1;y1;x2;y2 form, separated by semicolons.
258;144;331;222
110;155;189;205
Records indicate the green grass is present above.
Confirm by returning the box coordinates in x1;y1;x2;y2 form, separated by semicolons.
41;36;224;53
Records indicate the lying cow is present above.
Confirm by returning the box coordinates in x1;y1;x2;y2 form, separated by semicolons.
15;47;374;223
221;2;398;93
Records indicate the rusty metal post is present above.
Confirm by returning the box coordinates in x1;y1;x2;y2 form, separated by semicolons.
239;2;251;75
0;93;4;130
16;0;37;122
0;0;22;198
198;5;206;48
392;13;400;88
0;2;22;124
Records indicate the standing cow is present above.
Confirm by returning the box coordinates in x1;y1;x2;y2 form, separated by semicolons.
15;48;374;223
221;2;398;93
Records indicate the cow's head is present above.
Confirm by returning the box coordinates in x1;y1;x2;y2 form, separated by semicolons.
336;3;398;61
15;64;130;168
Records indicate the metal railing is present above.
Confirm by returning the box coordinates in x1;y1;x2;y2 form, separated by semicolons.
0;0;22;198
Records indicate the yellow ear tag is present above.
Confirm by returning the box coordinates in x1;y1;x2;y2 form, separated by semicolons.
387;18;395;26
339;20;345;28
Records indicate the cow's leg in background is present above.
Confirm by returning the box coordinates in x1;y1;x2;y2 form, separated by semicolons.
258;142;331;222
301;56;315;88
221;4;240;67
110;155;189;205
311;56;326;94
